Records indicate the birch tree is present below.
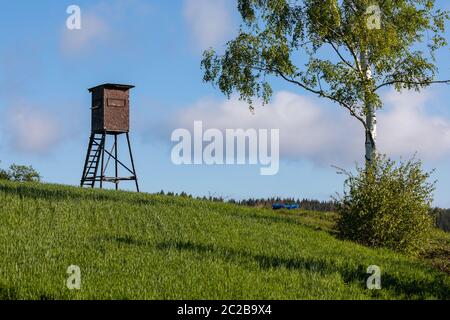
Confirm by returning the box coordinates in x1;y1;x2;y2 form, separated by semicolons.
201;0;450;162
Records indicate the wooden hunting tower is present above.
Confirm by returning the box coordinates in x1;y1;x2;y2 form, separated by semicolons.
90;83;133;133
80;83;139;191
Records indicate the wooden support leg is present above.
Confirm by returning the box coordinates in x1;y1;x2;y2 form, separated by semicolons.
126;133;140;192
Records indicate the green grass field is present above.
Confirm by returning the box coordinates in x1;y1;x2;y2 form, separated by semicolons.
0;180;449;300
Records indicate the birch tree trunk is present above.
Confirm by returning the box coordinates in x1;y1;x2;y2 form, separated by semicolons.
360;52;377;162
365;105;377;162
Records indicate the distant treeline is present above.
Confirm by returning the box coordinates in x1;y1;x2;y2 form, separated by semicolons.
157;190;336;212
229;198;337;212
157;190;450;233
433;208;450;232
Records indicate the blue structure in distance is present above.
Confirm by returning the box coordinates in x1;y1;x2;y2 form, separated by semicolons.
272;203;300;210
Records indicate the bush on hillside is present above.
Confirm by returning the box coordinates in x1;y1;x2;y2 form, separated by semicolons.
8;164;41;182
0;162;41;183
0;168;10;181
336;154;435;256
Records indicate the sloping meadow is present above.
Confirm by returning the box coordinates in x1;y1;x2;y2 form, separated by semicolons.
0;181;449;299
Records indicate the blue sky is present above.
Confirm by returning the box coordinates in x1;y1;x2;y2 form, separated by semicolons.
0;0;449;206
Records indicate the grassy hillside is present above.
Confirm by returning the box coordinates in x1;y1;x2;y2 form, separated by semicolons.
0;181;449;300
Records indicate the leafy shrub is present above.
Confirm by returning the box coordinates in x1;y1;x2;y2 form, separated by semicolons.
0;168;10;181
7;164;41;182
0;161;10;181
336;154;435;256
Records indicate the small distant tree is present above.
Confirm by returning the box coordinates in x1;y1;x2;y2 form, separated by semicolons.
8;164;41;182
180;191;189;198
0;168;10;181
0;161;11;181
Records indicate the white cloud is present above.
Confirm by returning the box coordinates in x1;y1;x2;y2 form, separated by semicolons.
378;90;450;160
6;106;61;154
60;11;110;55
170;90;450;166
183;0;235;51
172;92;363;166
60;1;155;56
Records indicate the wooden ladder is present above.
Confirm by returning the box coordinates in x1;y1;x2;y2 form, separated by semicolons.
80;133;105;188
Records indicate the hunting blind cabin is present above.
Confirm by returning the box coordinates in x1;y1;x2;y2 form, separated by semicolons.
80;84;139;192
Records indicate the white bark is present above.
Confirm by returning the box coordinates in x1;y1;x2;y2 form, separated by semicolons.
360;52;377;162
365;106;377;162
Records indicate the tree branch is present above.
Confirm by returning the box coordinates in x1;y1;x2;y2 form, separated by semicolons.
342;40;364;76
267;67;368;130
375;79;450;91
327;41;358;72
